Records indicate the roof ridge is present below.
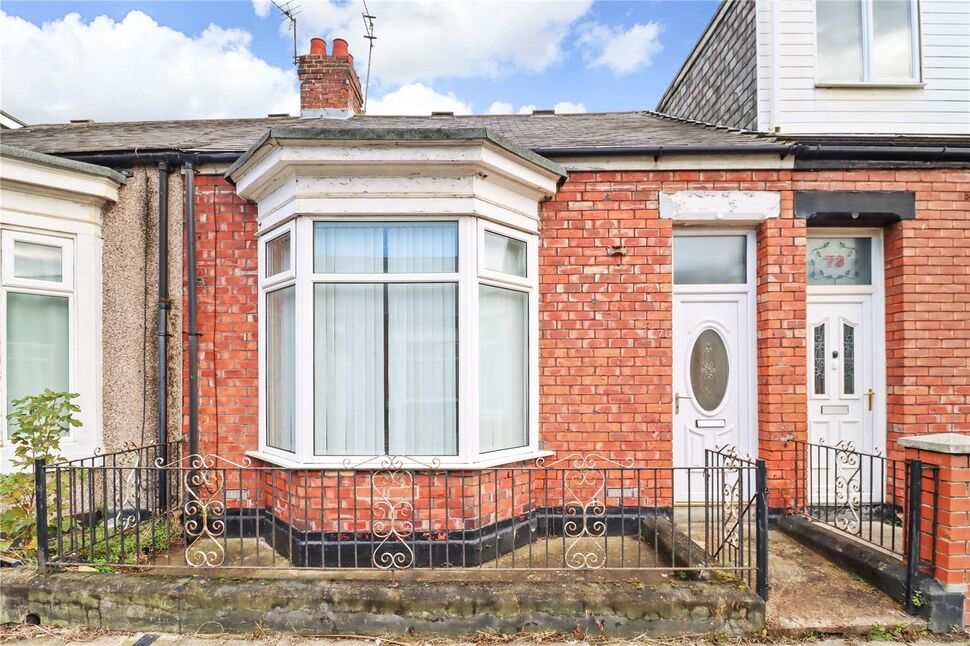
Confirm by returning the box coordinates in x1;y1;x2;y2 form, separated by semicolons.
639;109;771;138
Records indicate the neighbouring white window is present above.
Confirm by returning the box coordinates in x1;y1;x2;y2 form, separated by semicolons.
1;231;74;438
816;0;920;84
258;217;538;466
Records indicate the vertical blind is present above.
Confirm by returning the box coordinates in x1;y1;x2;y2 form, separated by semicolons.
312;222;458;456
265;286;295;451
479;285;528;452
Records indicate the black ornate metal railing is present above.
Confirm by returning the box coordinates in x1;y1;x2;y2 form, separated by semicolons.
34;444;768;601
792;439;938;610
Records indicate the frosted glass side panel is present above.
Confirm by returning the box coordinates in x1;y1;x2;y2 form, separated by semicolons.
265;286;295;452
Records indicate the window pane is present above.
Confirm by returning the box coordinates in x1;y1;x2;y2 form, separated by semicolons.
807;237;872;285
483;231;527;277
313;222;457;273
843;322;856;395
479;285;528;453
817;0;864;82
872;0;915;79
313;284;385;455
5;293;69;438
813;323;826;395
265;232;291;278
387;283;458;455
673;235;747;284
265;286;295;452
14;240;63;282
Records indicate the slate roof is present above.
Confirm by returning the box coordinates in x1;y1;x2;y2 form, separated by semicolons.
0;111;778;157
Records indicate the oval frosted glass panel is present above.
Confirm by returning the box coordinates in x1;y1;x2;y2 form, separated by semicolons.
673;235;746;285
807;237;872;285
689;329;729;412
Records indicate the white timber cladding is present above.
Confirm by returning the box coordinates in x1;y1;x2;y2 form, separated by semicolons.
756;0;970;135
0;153;123;471
660;191;781;224
232;137;559;469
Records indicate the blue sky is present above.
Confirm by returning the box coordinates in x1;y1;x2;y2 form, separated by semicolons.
1;1;718;123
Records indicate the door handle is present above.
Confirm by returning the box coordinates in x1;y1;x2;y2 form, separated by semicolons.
674;393;690;415
865;388;874;411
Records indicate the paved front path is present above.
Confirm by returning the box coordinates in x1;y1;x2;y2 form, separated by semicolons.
766;528;919;634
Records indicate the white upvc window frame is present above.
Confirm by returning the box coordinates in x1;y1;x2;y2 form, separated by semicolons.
815;0;922;86
256;215;541;469
0;229;77;442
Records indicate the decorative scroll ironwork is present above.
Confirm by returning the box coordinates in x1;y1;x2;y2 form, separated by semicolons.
537;453;633;569
345;455;441;569
826;439;862;534
157;453;252;568
715;444;747;550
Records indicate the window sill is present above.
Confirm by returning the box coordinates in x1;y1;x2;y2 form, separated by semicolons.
814;81;925;89
246;448;555;470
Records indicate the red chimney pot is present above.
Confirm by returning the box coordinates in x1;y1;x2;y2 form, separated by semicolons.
332;38;349;58
309;37;327;56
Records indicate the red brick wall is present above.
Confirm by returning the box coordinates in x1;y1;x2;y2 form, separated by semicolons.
185;175;260;463
184;169;970;520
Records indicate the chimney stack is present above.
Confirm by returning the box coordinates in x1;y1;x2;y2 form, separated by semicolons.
297;37;363;118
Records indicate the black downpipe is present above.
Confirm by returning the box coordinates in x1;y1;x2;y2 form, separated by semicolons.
184;162;200;460
156;162;171;508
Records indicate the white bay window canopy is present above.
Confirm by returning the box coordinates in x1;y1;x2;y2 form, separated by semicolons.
227;127;564;468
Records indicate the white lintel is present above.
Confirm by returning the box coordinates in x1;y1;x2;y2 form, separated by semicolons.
660;190;781;225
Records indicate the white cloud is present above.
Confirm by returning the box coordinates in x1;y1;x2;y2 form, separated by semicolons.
366;83;473;115
259;0;594;86
578;21;663;75
517;101;587;114
487;101;514;115
0;10;299;123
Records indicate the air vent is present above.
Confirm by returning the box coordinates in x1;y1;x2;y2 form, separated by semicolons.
69;119;95;125
267;113;291;118
430;111;454;117
531;109;555;116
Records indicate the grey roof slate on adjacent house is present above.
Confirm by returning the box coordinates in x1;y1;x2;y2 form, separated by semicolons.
0;111;777;157
0;144;127;183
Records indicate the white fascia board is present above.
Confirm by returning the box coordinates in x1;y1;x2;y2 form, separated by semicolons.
0;155;122;206
660;190;781;224
235;138;559;234
556;153;795;171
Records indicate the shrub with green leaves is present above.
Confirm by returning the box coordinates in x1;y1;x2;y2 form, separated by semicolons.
0;390;80;560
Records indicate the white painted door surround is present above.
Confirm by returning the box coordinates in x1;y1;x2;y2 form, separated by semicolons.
806;229;886;501
672;230;757;502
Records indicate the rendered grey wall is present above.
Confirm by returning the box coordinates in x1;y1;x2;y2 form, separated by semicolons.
657;0;758;130
100;165;183;453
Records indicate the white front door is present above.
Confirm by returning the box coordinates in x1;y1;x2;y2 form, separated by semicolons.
806;297;876;453
672;231;756;502
805;231;886;503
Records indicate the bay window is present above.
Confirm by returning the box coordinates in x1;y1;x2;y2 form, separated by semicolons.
816;0;920;84
258;217;538;466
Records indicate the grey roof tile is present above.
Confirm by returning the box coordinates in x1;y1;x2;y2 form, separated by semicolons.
0;111;776;156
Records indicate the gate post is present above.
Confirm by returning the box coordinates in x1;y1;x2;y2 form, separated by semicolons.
755;458;769;601
905;458;923;614
34;458;48;574
900;433;970;628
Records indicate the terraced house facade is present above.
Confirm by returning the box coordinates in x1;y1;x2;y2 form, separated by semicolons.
2;0;969;632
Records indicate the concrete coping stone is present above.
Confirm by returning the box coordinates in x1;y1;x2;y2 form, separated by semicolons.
899;433;970;455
